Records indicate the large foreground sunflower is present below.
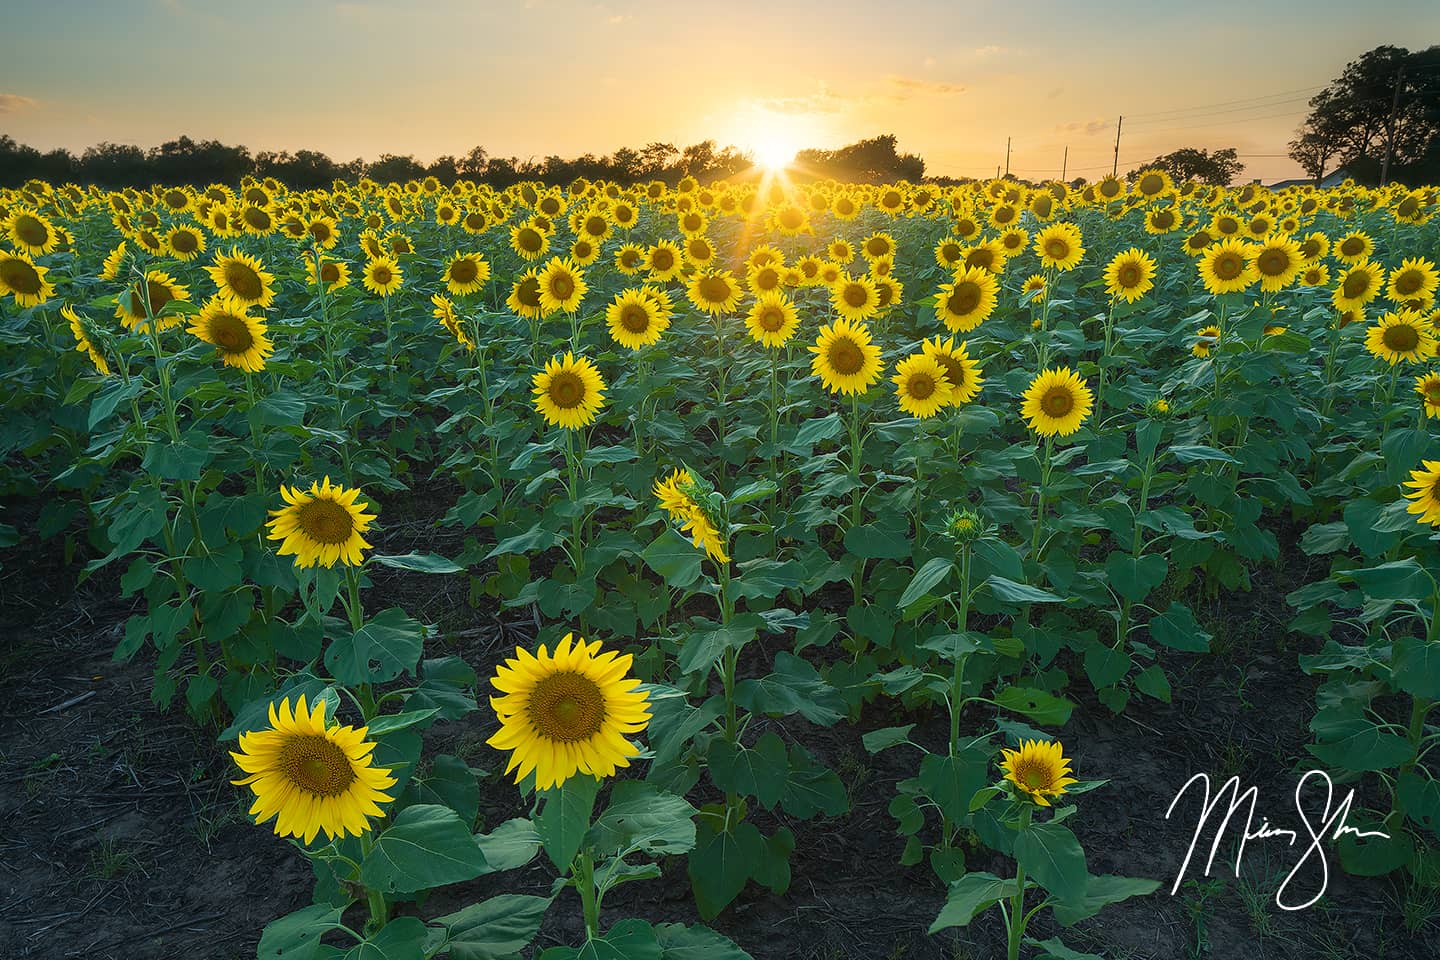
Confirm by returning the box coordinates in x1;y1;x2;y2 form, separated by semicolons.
892;353;955;418
533;352;606;429
1001;739;1077;807
0;250;56;308
1021;367;1094;437
1366;311;1437;365
362;256;404;296
935;267;998;332
536;257;587;315
1252;235;1304;292
810;317;883;396
1389;258;1439;304
265;477;377;568
188;297;274;373
486;633;651;791
230;695;395;844
1197;238;1256;296
1403;460;1440;526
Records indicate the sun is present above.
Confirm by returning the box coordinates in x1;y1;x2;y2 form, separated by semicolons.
753;136;798;171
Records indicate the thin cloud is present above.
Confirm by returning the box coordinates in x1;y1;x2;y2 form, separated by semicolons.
0;94;37;114
887;76;966;99
1056;118;1110;136
973;45;1010;57
755;86;849;116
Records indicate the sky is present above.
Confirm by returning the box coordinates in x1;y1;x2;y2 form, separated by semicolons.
2;0;1437;184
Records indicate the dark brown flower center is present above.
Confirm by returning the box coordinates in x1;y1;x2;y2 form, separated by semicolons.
298;498;355;544
548;371;585;409
1042;386;1074;417
278;735;355;797
1383;323;1420;353
828;337;864;375
527;671;606;742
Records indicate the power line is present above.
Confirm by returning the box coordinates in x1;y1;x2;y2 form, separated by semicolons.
1127;109;1310;135
1124;85;1326;120
1126;95;1315;127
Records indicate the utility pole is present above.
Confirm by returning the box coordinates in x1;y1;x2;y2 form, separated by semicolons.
1380;66;1404;186
1005;137;1011;177
1061;145;1068;182
1112;116;1123;178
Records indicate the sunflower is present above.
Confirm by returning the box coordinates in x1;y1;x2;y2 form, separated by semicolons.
687;269;741;316
115;270;189;331
207;248;276;308
1144;207;1181;235
1299;263;1329;287
1183;229;1214;257
1334;230;1374;265
100;241;128;280
358;256;403;297
266;477;377;568
935;238;965;270
1416;372;1440;420
4;209;59;256
1000;739;1077;807
165;225;206;261
1033;223;1084;271
230;695;395;844
935;266;999;333
810;317;883;396
1197;238;1256;296
305;253;351;290
508;269;544;320
533;352;606;429
645;240;683;281
1021;273;1048;303
432;294;474;350
0;250;55;309
305;216;340;250
684;234;716;266
1252;235;1304;292
606;288;668;350
1332;261;1383;312
920;336;983;405
653;467;730;563
1192;324;1222;358
745;292;800;348
443;252;491;296
569;237;602;267
187;297;274;373
872;274;903;312
747;263;785;296
614;242;645;275
1020;367;1093;437
1366;310;1437;365
892;353;955;418
831;275;880;322
862;232;895;261
962;240;1007;275
486;633;651;791
1104;247;1157;303
1388;258;1440;304
1403;460;1440;527
383;232;413;256
1298;231;1329;262
62;305;109;375
510;223;550;261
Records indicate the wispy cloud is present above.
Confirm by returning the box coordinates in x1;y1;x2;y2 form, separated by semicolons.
973;44;1010;57
755;86;849;116
0;94;38;114
886;76;965;100
1056;118;1110;136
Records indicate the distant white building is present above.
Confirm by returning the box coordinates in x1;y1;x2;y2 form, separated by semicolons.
1267;168;1350;189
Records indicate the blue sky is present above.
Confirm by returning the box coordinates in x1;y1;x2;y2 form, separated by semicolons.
2;0;1436;181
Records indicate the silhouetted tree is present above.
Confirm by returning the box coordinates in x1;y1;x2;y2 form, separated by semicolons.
1128;147;1244;185
365;153;426;182
796;134;925;183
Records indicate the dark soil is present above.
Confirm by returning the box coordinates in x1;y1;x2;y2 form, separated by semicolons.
1;493;1434;960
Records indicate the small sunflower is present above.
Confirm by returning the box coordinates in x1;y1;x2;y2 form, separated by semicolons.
305;253;351;290
0;249;56;309
1034;223;1084;271
645;240;684;281
533;352;606;429
935;266;999;333
230;695;395;844
1403;460;1440;527
810;317;883;397
62;305;110;375
442;252;491;296
207;248;276;308
1020;367;1094;437
1183;229;1214;258
1022;273;1048;303
188;297;274;373
1103;247;1158;303
1298;232;1330;262
745;292;800;348
486;633;651;791
1366;310;1437;365
605;288;668;351
115;270;189;331
266;477;377;569
892;353;955;418
1299;263;1330;287
687;269;742;316
1197;238;1256;296
831;275;880;323
861;232;896;261
1388;258;1439;304
614;242;646;275
1334;230;1374;265
1332;261;1383;312
362;256;404;296
922;336;984;405
305;216;340;250
1192;324;1222;358
1001;739;1077;807
508;269;544;320
1414;372;1440;420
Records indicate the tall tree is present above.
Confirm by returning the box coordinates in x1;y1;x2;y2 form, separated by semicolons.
1130;147;1244;185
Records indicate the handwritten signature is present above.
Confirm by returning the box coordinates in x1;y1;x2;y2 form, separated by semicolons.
1165;770;1390;911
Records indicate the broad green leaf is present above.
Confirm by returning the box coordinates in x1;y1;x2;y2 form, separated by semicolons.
359;804;489;894
435;894;550;960
844;522;912;560
1346;559;1431;601
688;821;766;920
642;527;703;588
475;818;542;873
1104;553;1168;602
1392;638;1440;699
678;622;755;677
1014;821;1088;905
536;774;602;870
587;781;698;857
993;687;1075;726
370;552;464;574
326;607;427;686
986;576;1065;604
708;734;788;809
899;557;954;608
1148;603;1211;652
862;724;916;754
918;749;989;822
733;652;845;726
341;917;426;960
1051;874;1162;926
1307;718;1415;772
1026;937;1106;960
929;872;1016;932
653;922;754;960
540;918;662;960
258;903;346;960
1083;643;1131;690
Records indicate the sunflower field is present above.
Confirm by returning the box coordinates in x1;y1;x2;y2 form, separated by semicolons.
3;169;1440;960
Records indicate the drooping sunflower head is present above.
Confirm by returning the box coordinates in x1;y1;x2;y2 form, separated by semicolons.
1000;739;1077;807
486;633;651;791
1416;372;1440;420
265;477;377;569
745;291;800;348
207;248;276;308
62;304;110;375
1366;310;1438;366
1020;366;1094;438
431;293;474;351
1033;223;1085;271
935;266;999;333
809;316;883;397
1103;247;1158;303
532;352;606;430
230;694;396;844
188;297;274;373
653;467;730;563
892;353;955;419
1403;459;1440;527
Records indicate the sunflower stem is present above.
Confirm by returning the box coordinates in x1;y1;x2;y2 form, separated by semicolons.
575;850;601;940
1031;437;1053;559
948;546;972;758
849;392;865;606
1007;805;1033;960
358;832;388;933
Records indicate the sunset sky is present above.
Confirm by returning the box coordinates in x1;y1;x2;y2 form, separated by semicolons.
3;0;1437;183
